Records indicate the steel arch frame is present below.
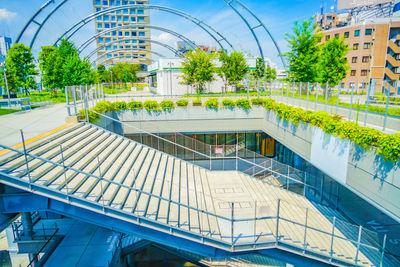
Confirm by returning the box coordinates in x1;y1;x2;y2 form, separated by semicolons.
55;4;233;51
78;24;199;54
86;38;180;59
223;0;286;68
93;48;164;66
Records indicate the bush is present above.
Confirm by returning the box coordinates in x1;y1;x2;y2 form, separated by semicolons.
205;98;219;109
127;100;143;111
192;99;202;106
143;100;161;112
251;98;265;106
111;101;127;111
160;100;174;111
92;101;114;114
176;99;188;107
235;98;251;110
222;99;235;108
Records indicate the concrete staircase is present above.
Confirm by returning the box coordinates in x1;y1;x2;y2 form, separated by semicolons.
0;123;394;266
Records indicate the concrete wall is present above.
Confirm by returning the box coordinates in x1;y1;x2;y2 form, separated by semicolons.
112;107;400;222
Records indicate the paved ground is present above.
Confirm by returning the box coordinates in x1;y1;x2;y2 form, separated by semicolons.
0;104;68;147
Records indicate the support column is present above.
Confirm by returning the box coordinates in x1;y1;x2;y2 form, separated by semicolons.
21;212;34;240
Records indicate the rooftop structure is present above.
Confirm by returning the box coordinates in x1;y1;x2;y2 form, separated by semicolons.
92;0;151;67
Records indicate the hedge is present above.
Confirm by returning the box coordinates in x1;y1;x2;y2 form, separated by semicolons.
82;98;400;162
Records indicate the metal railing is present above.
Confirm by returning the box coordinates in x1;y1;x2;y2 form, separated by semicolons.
0;128;393;266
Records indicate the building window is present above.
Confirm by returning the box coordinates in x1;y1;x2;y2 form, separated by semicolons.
123;16;129;22
103;1;108;5
354;30;360;37
130;9;136;14
364;42;371;49
139;32;145;37
97;23;103;28
138;10;144;14
361;70;368;76
325;35;330;41
351;70;356;76
362;56;370;63
365;28;373;35
352;57;357;63
344;32;349;38
131;17;136;22
353;43;359;50
138;17;145;22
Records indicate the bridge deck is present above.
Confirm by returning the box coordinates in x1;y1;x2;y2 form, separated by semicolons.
0;123;391;266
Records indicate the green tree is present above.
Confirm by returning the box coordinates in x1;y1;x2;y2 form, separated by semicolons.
265;66;277;82
250;57;265;97
180;48;216;94
109;62;140;83
96;64;110;83
63;54;94;86
285;18;323;82
218;51;248;92
39;46;63;96
317;36;350;91
5;43;38;95
0;65;19;94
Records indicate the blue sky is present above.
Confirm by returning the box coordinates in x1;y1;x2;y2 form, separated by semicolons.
0;0;336;68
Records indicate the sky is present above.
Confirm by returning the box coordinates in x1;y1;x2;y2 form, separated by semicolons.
0;0;336;68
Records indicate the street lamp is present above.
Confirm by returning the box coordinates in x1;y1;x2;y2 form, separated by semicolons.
1;63;11;108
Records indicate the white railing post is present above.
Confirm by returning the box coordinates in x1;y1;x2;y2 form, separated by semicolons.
380;234;387;267
209;144;212;170
355;225;362;264
383;84;390;132
231;202;235;245
235;144;238;171
303;208;309;252
20;130;32;186
276;199;280;244
254;201;257;243
59;145;69;200
85;85;89;122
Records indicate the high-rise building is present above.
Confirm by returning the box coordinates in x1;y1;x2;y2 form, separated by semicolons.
92;0;151;68
0;36;12;65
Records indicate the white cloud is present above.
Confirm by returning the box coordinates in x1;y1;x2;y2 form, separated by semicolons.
0;8;17;22
152;32;174;43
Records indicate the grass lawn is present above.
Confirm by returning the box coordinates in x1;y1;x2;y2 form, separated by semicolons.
0;109;21;116
17;91;67;103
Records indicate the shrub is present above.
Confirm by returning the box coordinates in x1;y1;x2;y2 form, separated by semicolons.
264;98;276;110
79;109;100;123
176;99;189;107
251;98;265;106
377;133;400;162
222;99;235;108
111;101;127;111
92;101;114;114
127;100;143;111
160;100;174;111
143;100;161;112
192;99;202;106
205;98;219;109
235;98;251;110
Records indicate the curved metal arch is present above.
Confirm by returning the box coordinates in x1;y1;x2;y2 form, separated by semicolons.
97;55;156;67
77;24;199;54
86;38;179;59
223;0;287;69
92;48;164;66
55;4;233;51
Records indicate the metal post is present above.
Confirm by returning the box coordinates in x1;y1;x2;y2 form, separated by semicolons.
286;82;289;104
383;84;390;132
235;144;238;171
364;81;372;126
314;86;318;111
336;87;341;114
59;145;69;198
330;217;336;260
303;173;307;197
209;144;212;170
355;225;362;264
231;202;234;244
299;82;302;107
349;85;354;120
85;85;89;122
72;86;77;116
65;86;71;116
324;82;329;112
306;82;310;110
20;130;32;184
276;199;280;243
254;201;257;242
303;208;309;252
380;234;387;267
97;157;106;208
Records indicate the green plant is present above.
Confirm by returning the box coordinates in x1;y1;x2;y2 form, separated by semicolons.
143;100;161;112
127;100;143;111
205;98;219;109
79;108;100;123
176;99;189;107
251;98;265;106
111;101;127;111
192;99;202;106
235;98;251;110
222;99;235;108
160;100;175;111
92;101;115;114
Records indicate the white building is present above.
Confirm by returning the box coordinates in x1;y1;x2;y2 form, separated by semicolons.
148;57;279;95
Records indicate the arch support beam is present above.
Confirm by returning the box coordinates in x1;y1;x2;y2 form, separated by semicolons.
92;48;164;66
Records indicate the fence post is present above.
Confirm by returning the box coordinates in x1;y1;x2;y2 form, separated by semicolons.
364;81;373;126
254;201;257;243
314;86;318;111
299;82;302;107
306;82;310;110
349;85;354;120
231;202;235;245
97;157;106;209
20;130;32;185
383;84;390;132
380;234;387;267
209;144;212;170
355;225;362;264
336;87;341;114
72;86;77;116
329;217;336;260
235;144;238;171
59;145;69;199
324;82;329;112
65;86;71;116
276;199;280;243
303;208;309;252
85;85;89;122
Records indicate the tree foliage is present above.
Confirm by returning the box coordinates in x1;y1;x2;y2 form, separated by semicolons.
217;51;248;92
265;66;277;82
180;48;216;94
285;18;323;82
63;54;94;86
39;46;63;95
317;36;350;87
5;43;38;95
96;64;109;83
109;62;140;83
